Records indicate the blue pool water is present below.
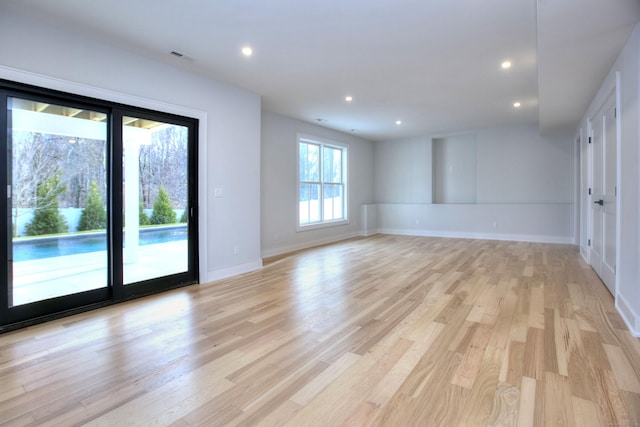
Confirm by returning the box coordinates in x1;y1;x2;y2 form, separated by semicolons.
13;227;187;262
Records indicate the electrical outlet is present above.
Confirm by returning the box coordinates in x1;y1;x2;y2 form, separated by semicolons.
233;245;240;255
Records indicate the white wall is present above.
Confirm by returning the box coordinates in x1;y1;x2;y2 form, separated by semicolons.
374;136;432;203
373;124;575;243
376;203;573;243
578;23;640;336
475;125;574;203
261;111;374;257
0;8;263;282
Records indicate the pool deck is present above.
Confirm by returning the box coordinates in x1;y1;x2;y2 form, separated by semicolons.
12;240;188;306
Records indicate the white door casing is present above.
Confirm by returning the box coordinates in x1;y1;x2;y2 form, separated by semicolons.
590;108;603;275
601;101;617;292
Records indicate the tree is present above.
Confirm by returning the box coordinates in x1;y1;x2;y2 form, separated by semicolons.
11;131;106;236
150;187;176;225
12;131;64;236
179;209;188;223
139;125;188;211
25;173;68;236
77;180;106;231
139;202;151;225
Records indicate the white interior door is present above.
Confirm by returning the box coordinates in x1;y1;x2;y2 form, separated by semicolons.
590;95;616;295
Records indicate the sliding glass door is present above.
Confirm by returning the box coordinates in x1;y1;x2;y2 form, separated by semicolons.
1;83;198;328
116;110;198;299
8;97;109;307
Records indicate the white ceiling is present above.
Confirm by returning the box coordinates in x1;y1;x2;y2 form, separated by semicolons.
3;0;639;141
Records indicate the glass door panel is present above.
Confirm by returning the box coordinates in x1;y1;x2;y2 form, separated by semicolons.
122;116;189;284
8;97;108;306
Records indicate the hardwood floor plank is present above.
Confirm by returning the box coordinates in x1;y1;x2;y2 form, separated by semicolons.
452;323;493;389
231;360;329;426
566;329;596;401
0;235;638;426
289;351;360;406
544;309;560;375
282;336;408;426
510;284;530;343
581;330;613;371
83;355;238;426
421;383;469;427
603;343;640;393
415;365;469;427
502;341;525;386
618;390;640;426
523;328;545;382
591;368;631;427
339;402;379;427
488;382;520;427
367;322;444;408
553;316;572;378
458;344;502;427
245;400;302;427
516;376;536;427
543;371;575;427
571;396;601;427
528;286;545;329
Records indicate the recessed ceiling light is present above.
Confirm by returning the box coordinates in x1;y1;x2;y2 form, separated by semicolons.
501;61;511;69
395;120;402;125
345;96;353;102
241;46;253;57
513;102;521;107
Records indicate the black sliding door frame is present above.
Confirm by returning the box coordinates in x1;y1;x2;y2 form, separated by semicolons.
112;107;199;301
0;80;199;331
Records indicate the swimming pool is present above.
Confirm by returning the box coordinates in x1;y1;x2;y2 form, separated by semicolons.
12;226;187;262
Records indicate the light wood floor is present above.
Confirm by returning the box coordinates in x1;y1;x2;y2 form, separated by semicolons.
1;235;639;426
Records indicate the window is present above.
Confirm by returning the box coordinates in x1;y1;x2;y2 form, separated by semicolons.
298;135;348;229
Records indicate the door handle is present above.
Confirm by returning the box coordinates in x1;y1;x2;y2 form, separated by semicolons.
594;199;604;206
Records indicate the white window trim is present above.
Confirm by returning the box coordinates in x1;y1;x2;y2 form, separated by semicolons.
296;133;349;232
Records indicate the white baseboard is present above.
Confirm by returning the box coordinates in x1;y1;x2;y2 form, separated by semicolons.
376;228;575;245
204;259;263;283
616;293;640;338
261;232;359;258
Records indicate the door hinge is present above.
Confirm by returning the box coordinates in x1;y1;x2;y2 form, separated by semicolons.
614;186;617;197
614;108;617;118
588;239;591;246
614;264;616;274
588;188;592;195
588;136;592;144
